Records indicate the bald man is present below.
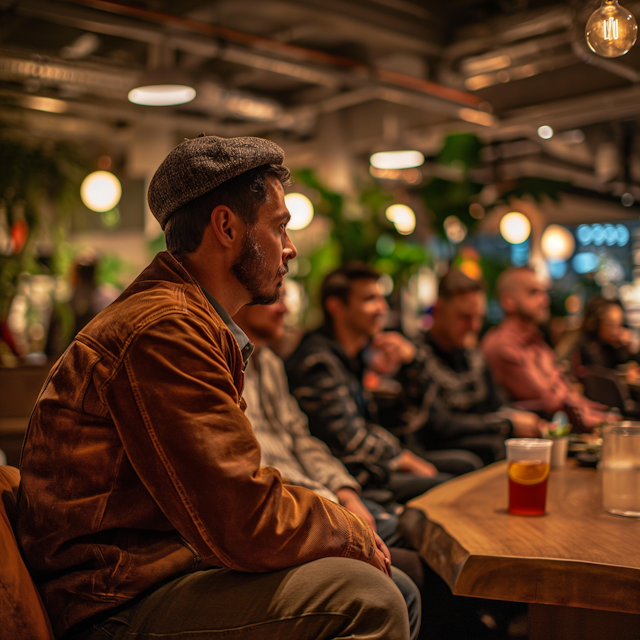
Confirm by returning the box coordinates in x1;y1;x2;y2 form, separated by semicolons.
481;267;612;431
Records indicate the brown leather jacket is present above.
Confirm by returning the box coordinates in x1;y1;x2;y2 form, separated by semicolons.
16;252;377;638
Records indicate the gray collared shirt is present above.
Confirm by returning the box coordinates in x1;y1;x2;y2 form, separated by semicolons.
198;283;254;370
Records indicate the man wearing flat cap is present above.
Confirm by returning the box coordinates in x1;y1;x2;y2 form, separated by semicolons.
16;135;418;640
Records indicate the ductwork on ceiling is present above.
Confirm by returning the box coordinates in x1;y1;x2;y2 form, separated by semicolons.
440;5;640;91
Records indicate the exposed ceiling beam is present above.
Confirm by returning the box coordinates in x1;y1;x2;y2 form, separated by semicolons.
58;0;480;107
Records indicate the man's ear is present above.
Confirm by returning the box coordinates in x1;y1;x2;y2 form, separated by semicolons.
210;205;243;248
325;296;344;321
501;292;515;314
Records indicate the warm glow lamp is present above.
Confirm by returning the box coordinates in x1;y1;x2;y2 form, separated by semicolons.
586;0;638;58
80;171;122;212
386;204;416;235
541;224;575;261
284;193;314;231
500;211;531;244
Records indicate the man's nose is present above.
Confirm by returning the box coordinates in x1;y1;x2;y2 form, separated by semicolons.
283;233;297;261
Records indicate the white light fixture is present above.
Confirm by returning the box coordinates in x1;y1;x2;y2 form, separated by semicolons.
500;211;531;244
386;203;416;235
284;193;314;231
80;171;122;212
586;0;638;58
541;224;575;261
370;150;424;170
128;69;196;106
537;125;554;139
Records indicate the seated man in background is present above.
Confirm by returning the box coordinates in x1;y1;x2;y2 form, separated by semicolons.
286;263;480;505
16;136;411;640
236;291;501;640
380;269;547;466
482;266;613;431
234;295;423;627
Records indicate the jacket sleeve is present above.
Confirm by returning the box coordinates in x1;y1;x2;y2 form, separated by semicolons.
423;392;512;440
103;314;377;573
288;351;403;468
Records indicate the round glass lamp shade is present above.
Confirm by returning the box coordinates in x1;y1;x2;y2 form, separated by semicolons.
284;193;314;231
500;211;531;244
541;224;575;261
586;0;638;58
80;171;122;212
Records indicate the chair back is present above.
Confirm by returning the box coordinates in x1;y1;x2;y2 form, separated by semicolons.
580;366;628;412
0;466;55;640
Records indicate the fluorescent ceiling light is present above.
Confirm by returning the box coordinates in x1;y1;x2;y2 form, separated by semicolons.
370;150;424;170
128;85;196;106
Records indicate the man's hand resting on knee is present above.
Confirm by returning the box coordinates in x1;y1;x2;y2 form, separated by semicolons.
371;533;392;577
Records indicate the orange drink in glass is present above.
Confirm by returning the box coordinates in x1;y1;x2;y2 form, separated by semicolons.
505;439;553;516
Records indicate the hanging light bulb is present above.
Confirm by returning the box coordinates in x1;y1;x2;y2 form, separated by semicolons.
500;212;531;244
586;0;638;58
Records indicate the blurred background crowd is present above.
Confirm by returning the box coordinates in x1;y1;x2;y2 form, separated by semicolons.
4;0;640;469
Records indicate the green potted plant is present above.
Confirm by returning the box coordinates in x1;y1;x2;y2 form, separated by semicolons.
0;129;86;364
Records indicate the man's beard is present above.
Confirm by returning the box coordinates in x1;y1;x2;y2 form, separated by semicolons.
231;230;288;306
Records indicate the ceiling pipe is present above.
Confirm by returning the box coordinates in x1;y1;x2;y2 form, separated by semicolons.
570;34;640;84
67;0;482;108
17;0;341;88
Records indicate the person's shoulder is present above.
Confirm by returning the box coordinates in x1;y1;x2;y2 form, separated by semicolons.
287;329;333;364
480;322;521;360
261;346;287;372
286;329;345;380
480;323;504;349
80;253;226;350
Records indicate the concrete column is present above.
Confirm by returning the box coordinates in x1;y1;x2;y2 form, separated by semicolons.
314;111;355;196
127;123;176;239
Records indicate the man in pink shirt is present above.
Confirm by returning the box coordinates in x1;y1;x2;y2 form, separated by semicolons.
481;266;611;431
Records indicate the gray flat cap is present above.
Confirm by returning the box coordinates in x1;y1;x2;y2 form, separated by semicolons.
148;134;285;229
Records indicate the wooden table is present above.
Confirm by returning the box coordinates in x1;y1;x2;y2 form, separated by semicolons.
409;460;640;639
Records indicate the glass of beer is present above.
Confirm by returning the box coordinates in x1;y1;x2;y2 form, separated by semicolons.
506;438;553;516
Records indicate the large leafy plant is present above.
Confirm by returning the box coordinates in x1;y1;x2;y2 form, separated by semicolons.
292;169;430;316
0;131;86;354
